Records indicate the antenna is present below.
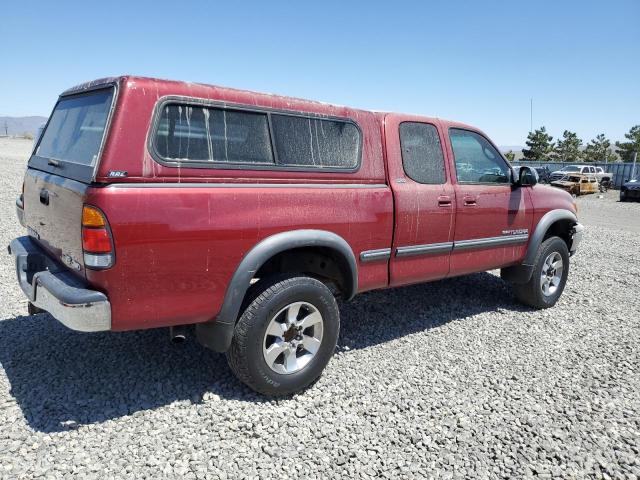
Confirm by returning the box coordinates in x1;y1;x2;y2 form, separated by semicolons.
530;98;533;133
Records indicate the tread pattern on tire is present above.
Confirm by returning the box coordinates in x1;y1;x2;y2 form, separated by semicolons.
512;236;569;309
226;275;338;396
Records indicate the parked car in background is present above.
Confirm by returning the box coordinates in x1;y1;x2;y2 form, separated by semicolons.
9;76;584;396
620;175;640;201
594;166;613;191
549;165;611;184
551;174;599;196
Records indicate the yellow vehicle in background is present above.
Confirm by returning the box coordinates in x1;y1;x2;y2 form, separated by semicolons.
550;173;599;196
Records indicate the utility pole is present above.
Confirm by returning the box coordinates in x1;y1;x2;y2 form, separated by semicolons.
632;151;638;180
530;98;533;133
3;121;7;137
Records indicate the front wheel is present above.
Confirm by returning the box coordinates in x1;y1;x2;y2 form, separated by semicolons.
226;275;340;396
510;236;570;309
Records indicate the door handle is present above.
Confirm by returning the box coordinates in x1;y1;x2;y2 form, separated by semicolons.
463;196;477;206
39;189;49;205
437;195;452;207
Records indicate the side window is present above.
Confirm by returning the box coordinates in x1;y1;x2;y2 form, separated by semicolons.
449;129;510;184
271;114;360;169
154;105;274;164
399;122;446;184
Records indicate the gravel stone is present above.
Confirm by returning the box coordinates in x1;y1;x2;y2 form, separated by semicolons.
0;137;639;478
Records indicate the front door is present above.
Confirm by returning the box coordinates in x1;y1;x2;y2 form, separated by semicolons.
445;128;533;276
386;115;455;286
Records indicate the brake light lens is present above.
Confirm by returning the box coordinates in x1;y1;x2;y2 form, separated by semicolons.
82;228;112;253
81;205;114;269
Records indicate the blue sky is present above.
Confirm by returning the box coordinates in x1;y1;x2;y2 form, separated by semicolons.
1;0;638;146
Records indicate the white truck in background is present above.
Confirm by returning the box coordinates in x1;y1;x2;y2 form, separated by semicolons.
549;165;612;187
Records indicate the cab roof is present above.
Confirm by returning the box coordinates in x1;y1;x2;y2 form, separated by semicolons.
63;75;473;129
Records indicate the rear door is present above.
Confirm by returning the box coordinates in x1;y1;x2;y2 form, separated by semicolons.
445;128;533;275
385;115;455;286
23;86;116;276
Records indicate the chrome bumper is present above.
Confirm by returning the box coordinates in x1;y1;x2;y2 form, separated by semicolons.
8;236;111;332
569;223;584;255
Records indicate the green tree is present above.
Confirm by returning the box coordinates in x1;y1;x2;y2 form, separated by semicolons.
504;150;516;162
552;130;582;163
583;134;616;163
522;127;554;161
615;125;640;161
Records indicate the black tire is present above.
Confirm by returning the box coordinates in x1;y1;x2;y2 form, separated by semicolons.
226;275;340;396
511;236;570;309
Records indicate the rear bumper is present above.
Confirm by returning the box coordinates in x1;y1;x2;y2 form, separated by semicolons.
569;223;584;255
8;236;111;332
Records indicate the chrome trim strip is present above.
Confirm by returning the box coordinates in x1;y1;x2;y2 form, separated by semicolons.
394;235;530;258
454;234;529;251
396;242;453;257
107;183;388;189
360;248;391;263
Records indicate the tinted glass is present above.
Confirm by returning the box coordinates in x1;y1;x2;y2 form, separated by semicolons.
271;115;359;169
449;129;510;183
399;122;445;184
36;89;114;166
155;105;274;164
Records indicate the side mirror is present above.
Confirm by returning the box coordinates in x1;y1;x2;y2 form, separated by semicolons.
517;166;538;187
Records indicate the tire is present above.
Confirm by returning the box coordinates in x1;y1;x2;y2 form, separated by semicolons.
511;236;570;309
226;275;340;396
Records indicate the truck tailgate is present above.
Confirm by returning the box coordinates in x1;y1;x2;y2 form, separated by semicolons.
23;168;88;276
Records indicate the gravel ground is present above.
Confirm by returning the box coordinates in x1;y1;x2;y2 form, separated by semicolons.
0;137;639;479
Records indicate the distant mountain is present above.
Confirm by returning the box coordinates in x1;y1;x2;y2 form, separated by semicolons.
0;116;48;136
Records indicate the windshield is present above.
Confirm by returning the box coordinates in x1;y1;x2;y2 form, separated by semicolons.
35;88;114;166
561;166;580;172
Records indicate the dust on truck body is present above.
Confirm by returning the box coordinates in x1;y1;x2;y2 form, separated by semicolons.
9;76;584;395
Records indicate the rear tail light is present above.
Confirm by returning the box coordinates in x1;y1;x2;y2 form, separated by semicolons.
82;205;114;269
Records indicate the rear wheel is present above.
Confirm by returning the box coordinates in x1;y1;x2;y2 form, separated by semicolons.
511;236;570;309
226;275;340;396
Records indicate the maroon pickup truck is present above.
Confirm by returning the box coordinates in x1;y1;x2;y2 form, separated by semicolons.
9;76;583;395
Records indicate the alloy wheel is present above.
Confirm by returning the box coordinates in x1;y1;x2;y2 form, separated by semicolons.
540;252;564;296
262;301;324;375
